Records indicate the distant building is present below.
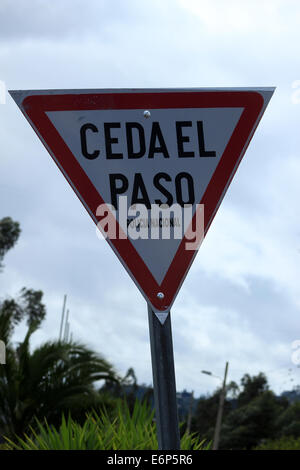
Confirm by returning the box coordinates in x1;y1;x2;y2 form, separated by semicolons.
281;386;300;403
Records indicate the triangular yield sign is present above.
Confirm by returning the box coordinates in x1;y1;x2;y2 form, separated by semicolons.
10;88;274;312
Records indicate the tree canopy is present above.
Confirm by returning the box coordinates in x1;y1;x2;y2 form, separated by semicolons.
0;217;120;438
191;372;293;449
0;217;20;271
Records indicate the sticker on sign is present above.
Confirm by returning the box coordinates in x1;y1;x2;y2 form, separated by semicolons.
10;88;274;312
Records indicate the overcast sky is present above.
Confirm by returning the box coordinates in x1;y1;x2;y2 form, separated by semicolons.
1;0;300;397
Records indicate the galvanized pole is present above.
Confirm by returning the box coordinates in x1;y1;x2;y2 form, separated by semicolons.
212;361;229;450
64;309;70;342
147;305;180;450
59;294;67;342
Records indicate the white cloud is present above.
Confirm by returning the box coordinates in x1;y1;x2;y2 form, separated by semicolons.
177;0;299;35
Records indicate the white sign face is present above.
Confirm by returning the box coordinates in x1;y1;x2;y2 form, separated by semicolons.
10;88;274;312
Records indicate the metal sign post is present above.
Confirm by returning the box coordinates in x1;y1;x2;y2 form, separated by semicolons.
148;305;180;450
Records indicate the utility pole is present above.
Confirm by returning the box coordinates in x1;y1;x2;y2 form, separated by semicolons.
212;361;229;450
59;294;67;342
64;309;70;342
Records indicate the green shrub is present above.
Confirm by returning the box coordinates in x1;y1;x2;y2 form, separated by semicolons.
4;399;209;450
0;443;10;450
255;436;300;450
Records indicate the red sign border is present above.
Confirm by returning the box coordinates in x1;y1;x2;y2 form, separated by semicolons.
22;91;263;311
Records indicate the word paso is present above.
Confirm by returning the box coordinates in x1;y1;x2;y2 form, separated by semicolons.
80;119;216;209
